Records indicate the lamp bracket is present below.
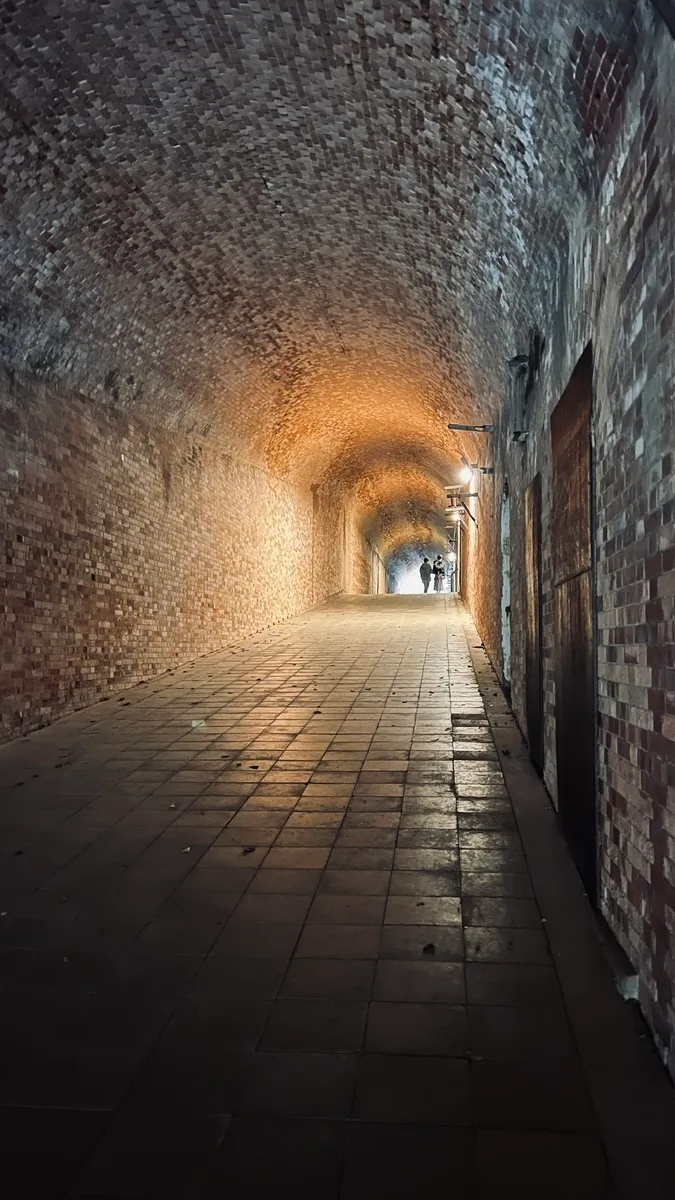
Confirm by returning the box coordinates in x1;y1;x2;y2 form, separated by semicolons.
448;423;494;432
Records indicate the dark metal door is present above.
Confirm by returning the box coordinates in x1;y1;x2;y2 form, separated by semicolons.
459;520;468;599
551;345;597;901
524;474;544;772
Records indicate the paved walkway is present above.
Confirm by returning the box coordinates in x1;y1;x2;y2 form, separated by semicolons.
0;596;673;1198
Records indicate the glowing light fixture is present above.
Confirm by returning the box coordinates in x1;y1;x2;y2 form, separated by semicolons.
459;466;473;484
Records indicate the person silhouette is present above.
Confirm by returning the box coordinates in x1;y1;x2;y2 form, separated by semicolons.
432;555;445;593
419;557;432;593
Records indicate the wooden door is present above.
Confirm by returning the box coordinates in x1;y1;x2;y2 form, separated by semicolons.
501;484;511;686
524;474;544;772
459;519;468;599
551;345;597;901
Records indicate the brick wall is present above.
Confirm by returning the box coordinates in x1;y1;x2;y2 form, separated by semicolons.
468;19;675;1076
0;369;361;741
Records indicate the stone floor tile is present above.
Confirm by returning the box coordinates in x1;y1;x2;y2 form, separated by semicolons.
201;845;268;868
124;1043;251;1114
470;1059;596;1131
210;922;301;958
203;1118;346;1200
389;868;460;895
467;1004;578;1061
466;962;565;1007
461;871;534;897
261;846;331;869
328;846;395;869
456;796;512;813
308;894;386;925
335;827;398;848
365;1001;467;1055
319;869;391;895
393;848;458;870
226;813;288;833
379;924;465;961
342;812;401;828
384;895;462;925
261;998;368;1051
230;893;313;924
70;1102;228;1198
474;1130;612;1200
373;959;465;1003
286;811;345;828
402;795;457;812
294;924;381;959
340;1123;471;1200
464;926;551;964
0;1107;107;1199
349;797;403;814
280;958;376;1000
0;1041;146;1110
460;847;528;872
462;896;542;928
240;795;298;811
274;827;339;847
353;1054;470;1124
311;771;360;784
236;1052;358;1118
192;956;287;998
295;796;350;811
162;993;272;1052
248;867;322;893
133;915;228;954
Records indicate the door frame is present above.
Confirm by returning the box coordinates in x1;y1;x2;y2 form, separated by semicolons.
550;342;599;902
525;473;544;773
500;479;511;689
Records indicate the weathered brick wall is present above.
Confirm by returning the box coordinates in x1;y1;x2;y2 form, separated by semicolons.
469;17;675;1075
0;369;356;740
344;510;373;596
593;26;675;1071
463;456;502;679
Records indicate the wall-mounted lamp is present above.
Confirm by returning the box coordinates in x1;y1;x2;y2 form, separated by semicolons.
460;454;494;477
448;423;494;432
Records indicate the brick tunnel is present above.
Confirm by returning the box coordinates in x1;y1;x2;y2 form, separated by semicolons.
1;1;674;1195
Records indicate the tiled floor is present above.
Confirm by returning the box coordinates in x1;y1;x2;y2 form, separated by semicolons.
0;595;673;1198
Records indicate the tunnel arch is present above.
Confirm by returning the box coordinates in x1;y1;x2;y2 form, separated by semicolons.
0;0;644;500
2;0;675;1120
0;0;653;704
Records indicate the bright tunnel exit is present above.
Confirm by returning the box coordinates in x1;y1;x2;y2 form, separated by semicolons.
386;544;459;595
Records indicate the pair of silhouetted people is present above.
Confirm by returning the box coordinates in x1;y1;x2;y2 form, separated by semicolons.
420;556;445;593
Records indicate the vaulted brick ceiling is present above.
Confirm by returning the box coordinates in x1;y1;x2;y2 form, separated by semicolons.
0;0;643;552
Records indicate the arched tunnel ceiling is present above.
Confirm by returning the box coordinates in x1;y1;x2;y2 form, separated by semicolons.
0;0;644;551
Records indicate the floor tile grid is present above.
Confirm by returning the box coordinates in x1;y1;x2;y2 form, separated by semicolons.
452;601;616;1173
1;597;665;1198
2;612;451;944
1;624;433;875
223;627;430;1071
